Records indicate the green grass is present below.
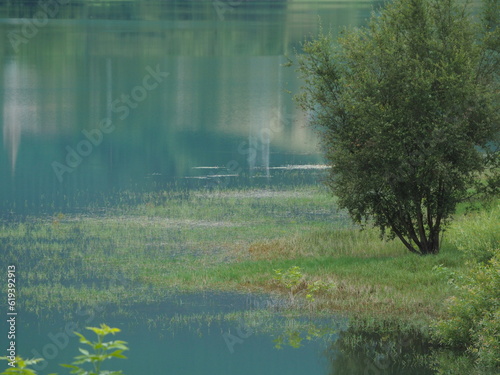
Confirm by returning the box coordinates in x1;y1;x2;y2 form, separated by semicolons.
1;186;497;329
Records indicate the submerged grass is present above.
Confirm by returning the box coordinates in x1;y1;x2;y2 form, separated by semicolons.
0;185;497;331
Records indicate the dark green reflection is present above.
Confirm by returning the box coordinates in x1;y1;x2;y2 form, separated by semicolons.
325;323;435;375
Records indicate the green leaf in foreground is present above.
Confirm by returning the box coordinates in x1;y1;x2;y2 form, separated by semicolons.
62;324;129;375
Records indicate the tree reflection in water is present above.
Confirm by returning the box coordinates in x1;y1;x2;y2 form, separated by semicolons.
271;319;492;374
325;323;434;375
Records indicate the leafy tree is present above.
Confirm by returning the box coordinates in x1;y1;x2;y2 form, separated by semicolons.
294;0;500;255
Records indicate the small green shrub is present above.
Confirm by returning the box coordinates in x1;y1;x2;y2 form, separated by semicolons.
62;324;128;375
274;266;304;303
0;324;128;375
432;248;500;369
274;266;335;304
305;280;335;303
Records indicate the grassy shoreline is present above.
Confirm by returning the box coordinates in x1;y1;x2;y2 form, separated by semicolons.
2;185;497;330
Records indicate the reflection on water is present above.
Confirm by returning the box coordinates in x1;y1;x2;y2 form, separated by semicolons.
16;295;482;375
18;294;338;374
0;1;377;212
324;323;499;375
2;59;39;174
326;323;435;375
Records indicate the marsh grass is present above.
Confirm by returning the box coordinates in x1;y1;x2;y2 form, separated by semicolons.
248;227;406;259
0;187;346;311
0;186;496;328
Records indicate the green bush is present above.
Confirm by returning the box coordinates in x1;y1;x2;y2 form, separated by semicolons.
273;266;304;303
432;248;500;369
273;266;335;304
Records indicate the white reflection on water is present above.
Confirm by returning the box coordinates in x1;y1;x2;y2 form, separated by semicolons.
2;59;39;174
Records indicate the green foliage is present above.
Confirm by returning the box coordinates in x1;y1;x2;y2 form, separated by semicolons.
274;266;304;302
305;279;335;303
447;203;500;262
295;0;500;255
273;266;303;290
0;325;128;375
61;324;128;375
431;349;499;375
0;358;45;375
274;266;336;304
273;330;304;349
432;248;500;369
432;202;500;368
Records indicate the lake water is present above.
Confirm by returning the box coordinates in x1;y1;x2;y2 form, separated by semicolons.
0;1;455;374
0;0;382;213
16;293;436;375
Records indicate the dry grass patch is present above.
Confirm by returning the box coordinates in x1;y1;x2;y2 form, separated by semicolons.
247;228;407;260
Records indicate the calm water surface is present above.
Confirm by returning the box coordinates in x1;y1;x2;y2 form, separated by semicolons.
0;0;381;212
16;293;434;375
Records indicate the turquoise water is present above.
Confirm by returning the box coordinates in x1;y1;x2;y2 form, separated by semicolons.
0;0;379;213
20;315;335;375
15;293;436;375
